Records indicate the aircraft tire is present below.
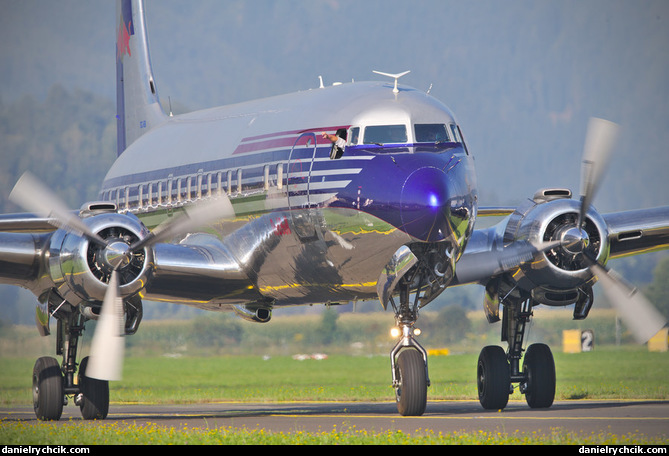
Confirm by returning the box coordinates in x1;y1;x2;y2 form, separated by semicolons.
32;357;64;421
78;356;110;420
522;343;556;408
477;345;510;410
394;349;427;416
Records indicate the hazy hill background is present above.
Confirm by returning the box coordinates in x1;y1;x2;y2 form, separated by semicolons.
1;0;668;323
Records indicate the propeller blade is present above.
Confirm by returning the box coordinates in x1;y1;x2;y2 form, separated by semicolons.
87;270;125;381
9;172;107;246
575;115;665;345
578;117;620;227
590;262;667;344
130;195;235;251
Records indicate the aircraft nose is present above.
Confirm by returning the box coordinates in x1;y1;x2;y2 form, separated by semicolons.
400;167;452;242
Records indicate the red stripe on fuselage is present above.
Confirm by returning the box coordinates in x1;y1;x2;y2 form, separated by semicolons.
233;126;350;155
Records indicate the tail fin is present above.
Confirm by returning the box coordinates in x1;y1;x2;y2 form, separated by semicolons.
116;0;167;156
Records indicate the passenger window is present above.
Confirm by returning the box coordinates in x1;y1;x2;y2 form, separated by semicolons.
122;187;129;209
216;172;223;196
276;163;284;189
148;183;155;206
415;124;450;143
363;125;407;145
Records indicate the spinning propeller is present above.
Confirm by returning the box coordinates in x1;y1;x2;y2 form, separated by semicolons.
10;172;235;380
530;118;665;343
458;118;666;343
87;269;125;380
573;118;666;343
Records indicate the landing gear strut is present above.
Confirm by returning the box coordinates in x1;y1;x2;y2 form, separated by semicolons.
389;280;430;416
31;294;140;421
385;244;454;416
477;299;556;410
32;308;111;421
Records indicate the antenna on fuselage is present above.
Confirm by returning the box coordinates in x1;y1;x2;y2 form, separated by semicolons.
373;70;410;93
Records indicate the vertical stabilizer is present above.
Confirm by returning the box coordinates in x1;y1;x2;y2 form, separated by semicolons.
116;0;167;156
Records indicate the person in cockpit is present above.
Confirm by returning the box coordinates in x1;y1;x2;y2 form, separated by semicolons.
322;128;347;159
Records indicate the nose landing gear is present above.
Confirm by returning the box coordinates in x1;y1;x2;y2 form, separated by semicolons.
385;243;454;416
389;281;430;416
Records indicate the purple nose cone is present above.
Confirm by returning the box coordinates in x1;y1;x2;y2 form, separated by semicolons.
400;167;452;242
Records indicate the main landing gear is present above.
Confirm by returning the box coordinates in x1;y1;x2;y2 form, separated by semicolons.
32;296;140;421
477;299;556;410
32;309;112;421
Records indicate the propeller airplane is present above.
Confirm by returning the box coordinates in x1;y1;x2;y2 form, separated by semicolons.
1;0;667;420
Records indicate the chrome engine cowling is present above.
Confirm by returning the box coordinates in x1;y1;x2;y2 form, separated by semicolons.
504;190;610;306
47;212;153;306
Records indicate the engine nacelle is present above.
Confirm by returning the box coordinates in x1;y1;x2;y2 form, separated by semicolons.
47;211;153;307
503;189;610;307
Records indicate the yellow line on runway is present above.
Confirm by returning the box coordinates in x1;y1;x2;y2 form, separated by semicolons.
272;414;668;421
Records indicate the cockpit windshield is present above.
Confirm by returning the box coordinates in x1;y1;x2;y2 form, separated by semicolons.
363;125;408;145
414;124;451;143
349;122;468;155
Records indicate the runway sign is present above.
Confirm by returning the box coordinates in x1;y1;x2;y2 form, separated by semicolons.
562;329;594;353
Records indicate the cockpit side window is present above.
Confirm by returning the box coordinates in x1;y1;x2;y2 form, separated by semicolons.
363;125;407;145
415;124;451;143
349;127;360;145
448;124;458;141
451;124;469;155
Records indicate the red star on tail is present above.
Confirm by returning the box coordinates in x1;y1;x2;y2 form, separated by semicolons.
117;17;132;61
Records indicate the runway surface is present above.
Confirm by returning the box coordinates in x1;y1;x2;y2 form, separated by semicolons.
3;400;668;439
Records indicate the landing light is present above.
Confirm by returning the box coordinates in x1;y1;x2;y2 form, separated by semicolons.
390;326;421;338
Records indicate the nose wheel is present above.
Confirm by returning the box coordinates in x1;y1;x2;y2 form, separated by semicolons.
393;348;428;416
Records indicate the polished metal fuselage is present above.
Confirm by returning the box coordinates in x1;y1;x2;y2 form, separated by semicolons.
100;82;477;309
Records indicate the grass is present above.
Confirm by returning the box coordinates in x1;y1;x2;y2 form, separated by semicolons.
1;315;668;444
1;350;668;444
1;349;667;405
2;421;663;445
